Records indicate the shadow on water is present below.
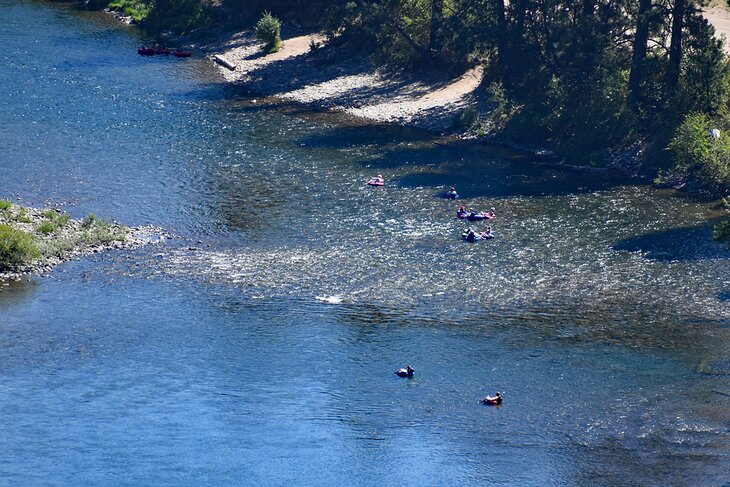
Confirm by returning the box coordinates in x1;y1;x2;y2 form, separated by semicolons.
369;149;632;199
396;163;627;199
0;279;38;309
613;222;729;261
297;124;639;197
169;82;250;104
298;124;435;149
225;99;285;114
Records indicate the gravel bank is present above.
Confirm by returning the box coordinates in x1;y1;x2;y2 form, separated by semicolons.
0;202;167;280
212;28;485;133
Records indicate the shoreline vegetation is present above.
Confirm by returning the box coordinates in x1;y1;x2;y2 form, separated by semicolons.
56;0;730;248
0;200;163;279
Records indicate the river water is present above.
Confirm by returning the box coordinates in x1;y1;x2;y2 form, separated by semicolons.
1;1;729;485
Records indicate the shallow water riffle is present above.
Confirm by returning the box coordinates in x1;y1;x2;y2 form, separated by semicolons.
1;268;729;485
0;1;729;485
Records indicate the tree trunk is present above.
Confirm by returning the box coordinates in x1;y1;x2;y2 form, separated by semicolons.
430;0;444;52
628;0;652;108
582;0;594;18
394;22;431;58
664;0;685;96
504;0;528;87
578;0;596;76
511;0;527;46
495;0;507;68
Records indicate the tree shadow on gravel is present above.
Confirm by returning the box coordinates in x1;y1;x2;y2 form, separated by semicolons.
613;222;729;261
237;40;470;108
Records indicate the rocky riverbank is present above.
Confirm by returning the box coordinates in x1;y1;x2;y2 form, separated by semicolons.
207;27;488;134
0;201;166;279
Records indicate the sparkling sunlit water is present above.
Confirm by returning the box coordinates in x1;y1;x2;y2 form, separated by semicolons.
1;1;729;485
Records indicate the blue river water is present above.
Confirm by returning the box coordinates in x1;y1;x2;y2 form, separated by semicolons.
1;1;729;485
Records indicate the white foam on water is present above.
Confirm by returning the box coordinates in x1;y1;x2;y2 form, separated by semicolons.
315;295;344;304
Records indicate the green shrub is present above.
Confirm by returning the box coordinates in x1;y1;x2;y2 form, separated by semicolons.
42;209;58;220
37;237;76;258
108;0;152;23
714;219;730;249
82;214;97;229
453;107;479;130
486;82;517;132
0;224;39;270
37;221;56;234
16;207;31;223
667;113;730;194
57;214;71;228
255;11;282;53
81;220;127;245
0;200;12;212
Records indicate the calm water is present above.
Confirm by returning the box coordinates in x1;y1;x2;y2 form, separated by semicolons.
1;1;729;485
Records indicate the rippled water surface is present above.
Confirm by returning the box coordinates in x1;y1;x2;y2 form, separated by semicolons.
1;1;729;485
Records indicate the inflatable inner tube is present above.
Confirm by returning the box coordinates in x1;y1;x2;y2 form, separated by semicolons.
462;231;494;241
462;232;483;242
395;366;415;377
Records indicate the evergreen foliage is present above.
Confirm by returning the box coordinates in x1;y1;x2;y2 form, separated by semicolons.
256;11;282;52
